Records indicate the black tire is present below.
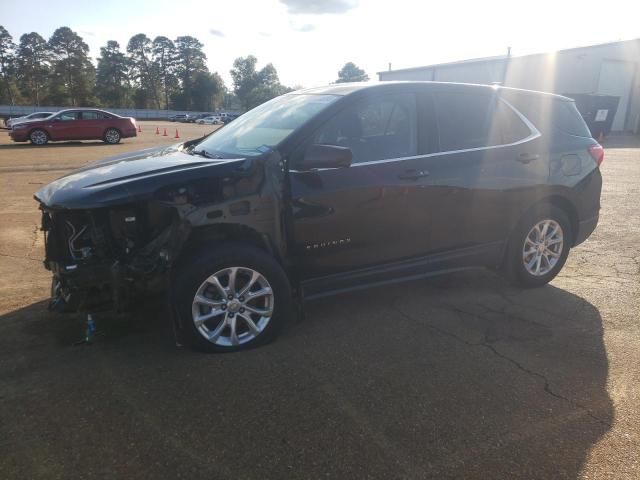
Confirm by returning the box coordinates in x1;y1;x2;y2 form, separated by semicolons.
29;129;49;145
507;204;572;287
103;128;121;144
173;243;292;352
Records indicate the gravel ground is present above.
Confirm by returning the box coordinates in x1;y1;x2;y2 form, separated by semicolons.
0;126;638;479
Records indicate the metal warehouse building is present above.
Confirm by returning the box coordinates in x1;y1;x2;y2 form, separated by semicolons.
378;39;640;134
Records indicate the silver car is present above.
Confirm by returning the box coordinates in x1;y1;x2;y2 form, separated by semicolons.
7;112;54;128
196;115;223;125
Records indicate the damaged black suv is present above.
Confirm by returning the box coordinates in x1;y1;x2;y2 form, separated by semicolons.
36;82;603;352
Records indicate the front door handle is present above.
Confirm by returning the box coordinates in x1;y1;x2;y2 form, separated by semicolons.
398;169;430;180
517;153;540;164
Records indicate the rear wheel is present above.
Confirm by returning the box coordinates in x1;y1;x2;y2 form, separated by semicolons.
173;244;292;352
103;128;121;144
29;129;48;145
507;205;572;287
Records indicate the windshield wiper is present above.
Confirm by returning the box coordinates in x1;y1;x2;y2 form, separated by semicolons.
189;148;220;159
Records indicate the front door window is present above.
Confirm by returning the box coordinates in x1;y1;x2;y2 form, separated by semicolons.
311;93;417;164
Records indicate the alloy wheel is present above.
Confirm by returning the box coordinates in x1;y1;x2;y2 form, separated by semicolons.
522;219;564;276
105;129;120;144
191;267;274;346
30;130;47;145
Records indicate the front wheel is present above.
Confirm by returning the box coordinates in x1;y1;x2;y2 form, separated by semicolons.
507;205;572;287
173;244;292;352
103;128;121;144
29;129;49;145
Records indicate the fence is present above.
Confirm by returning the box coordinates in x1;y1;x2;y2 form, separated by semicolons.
0;105;242;120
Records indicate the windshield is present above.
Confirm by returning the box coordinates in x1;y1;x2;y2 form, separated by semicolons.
193;93;339;157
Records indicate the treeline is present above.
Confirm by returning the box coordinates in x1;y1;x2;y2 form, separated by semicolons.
0;25;292;111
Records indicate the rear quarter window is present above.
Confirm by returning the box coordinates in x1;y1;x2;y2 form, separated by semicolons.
553;101;592;137
507;94;592;138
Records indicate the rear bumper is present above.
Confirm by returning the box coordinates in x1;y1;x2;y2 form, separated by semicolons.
574;214;599;246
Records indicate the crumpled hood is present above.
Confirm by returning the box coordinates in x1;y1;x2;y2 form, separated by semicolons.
35;144;247;209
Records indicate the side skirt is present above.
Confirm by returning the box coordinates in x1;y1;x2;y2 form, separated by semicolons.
301;241;504;300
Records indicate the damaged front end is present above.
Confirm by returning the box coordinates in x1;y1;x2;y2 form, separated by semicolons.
40;200;191;313
34;141;286;315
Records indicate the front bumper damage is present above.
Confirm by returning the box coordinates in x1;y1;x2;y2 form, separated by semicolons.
40;202;191;313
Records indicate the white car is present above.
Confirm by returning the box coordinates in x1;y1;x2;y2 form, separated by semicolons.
196;116;223;125
7;112;54;128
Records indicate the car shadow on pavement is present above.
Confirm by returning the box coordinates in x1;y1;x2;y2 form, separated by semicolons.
0;270;612;479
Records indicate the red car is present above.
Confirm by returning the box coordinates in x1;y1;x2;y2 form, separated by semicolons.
9;108;137;145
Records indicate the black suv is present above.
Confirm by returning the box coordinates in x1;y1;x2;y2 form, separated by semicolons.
35;82;603;352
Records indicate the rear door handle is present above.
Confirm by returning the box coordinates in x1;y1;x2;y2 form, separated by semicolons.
517;153;540;164
398;169;430;180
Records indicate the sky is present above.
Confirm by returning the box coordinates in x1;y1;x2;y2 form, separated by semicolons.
2;0;639;89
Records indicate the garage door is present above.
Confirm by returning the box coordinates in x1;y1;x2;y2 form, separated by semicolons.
597;60;635;131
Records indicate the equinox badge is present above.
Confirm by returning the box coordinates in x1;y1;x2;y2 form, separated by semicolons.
305;238;351;251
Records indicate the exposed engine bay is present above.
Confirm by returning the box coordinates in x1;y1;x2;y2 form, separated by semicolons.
41;200;191;312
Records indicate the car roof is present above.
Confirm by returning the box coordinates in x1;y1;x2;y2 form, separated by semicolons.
292;81;572;102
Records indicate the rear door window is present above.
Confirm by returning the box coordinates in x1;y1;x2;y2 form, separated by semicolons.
434;91;531;152
81;111;112;120
434;92;493;151
488;101;532;145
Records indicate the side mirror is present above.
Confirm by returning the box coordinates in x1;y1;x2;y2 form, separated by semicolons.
300;144;352;170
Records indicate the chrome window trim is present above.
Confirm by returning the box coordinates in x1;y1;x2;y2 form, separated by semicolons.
290;98;540;172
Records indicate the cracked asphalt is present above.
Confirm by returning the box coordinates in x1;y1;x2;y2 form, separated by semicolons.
0;127;639;479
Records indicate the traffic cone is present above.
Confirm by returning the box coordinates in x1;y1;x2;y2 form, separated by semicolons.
137;124;142;133
162;128;168;136
155;127;160;135
174;129;180;139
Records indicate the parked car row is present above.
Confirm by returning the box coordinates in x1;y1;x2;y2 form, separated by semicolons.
4;106;241;145
169;112;241;124
8;108;137;145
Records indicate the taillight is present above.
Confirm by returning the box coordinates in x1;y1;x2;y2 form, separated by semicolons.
588;144;604;167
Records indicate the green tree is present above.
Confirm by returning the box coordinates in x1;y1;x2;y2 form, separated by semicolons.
221;86;241;110
173;36;207;110
192;71;224;111
96;40;130;107
152;36;176;110
336;62;369;83
16;32;50;105
0;26;17;104
127;33;160;109
230;55;259;110
230;56;290;110
48;27;96;105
